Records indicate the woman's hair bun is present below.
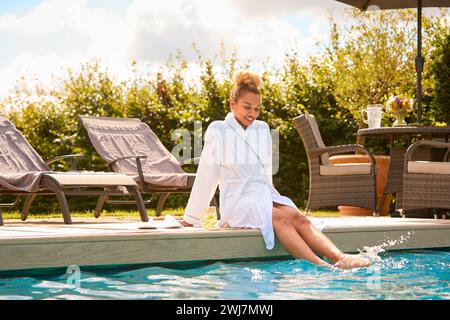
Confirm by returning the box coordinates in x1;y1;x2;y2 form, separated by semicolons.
233;70;261;89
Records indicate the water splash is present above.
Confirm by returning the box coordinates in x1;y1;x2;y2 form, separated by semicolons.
357;230;416;263
0;247;448;300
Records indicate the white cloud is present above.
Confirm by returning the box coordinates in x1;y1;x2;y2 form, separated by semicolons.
124;0;329;65
0;52;84;96
0;0;342;99
230;0;345;18
0;0;89;34
228;0;445;20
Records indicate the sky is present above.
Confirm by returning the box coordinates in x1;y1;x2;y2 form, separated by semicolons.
0;0;442;99
0;0;354;98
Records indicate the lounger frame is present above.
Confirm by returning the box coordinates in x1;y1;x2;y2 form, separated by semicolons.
0;154;149;225
79;115;219;217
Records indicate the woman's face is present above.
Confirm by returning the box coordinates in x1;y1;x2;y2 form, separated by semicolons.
230;91;261;128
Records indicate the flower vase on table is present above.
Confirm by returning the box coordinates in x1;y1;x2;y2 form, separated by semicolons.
393;110;407;126
386;96;413;127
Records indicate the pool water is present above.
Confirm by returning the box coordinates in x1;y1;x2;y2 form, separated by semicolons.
0;249;449;300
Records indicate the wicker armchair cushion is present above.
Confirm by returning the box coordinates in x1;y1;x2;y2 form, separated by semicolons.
319;163;372;176
407;161;450;174
305;114;329;165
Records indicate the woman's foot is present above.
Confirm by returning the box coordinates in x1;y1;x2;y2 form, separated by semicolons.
334;254;371;269
179;220;193;227
317;260;334;268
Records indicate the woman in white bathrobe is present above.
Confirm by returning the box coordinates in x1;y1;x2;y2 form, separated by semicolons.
182;70;370;269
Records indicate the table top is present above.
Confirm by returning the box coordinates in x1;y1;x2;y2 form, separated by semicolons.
358;126;450;138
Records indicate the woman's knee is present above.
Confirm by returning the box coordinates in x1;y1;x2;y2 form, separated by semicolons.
279;207;311;227
294;214;311;227
278;206;304;221
272;210;293;228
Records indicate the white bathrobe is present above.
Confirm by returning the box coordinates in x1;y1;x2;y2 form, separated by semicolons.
183;112;298;250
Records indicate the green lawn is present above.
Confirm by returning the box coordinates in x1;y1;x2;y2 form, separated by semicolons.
1;208;340;220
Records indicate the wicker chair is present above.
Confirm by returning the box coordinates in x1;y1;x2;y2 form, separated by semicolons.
293;113;377;214
402;140;450;214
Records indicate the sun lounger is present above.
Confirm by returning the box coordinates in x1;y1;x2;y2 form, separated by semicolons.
0;116;149;225
78;115;218;217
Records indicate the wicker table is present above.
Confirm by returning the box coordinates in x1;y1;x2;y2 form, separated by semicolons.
357;126;450;214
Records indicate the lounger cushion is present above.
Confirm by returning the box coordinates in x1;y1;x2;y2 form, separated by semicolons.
80;116;190;187
45;172;138;186
143;173;195;188
407;161;450;174
320;163;372;176
0;172;44;192
0;117;51;192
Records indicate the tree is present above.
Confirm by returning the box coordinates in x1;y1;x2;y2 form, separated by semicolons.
325;9;438;128
429;30;450;125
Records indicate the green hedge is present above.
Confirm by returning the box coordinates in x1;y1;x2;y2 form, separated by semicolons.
1;9;449;213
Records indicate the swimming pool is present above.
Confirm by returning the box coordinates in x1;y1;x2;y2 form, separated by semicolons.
0;249;448;300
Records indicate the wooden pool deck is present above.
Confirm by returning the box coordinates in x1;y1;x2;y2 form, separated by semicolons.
0;217;449;271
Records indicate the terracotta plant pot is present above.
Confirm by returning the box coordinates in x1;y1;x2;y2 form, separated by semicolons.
336;205;373;216
329;154;391;216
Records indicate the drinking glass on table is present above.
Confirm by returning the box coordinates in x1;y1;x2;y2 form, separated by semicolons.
201;206;218;229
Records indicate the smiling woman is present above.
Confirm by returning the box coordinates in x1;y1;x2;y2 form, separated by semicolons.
230;70;262;128
181;69;371;270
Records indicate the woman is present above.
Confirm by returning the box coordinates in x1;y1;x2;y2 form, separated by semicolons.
181;70;370;269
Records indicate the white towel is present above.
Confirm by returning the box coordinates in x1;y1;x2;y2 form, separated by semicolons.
138;215;183;229
311;218;327;231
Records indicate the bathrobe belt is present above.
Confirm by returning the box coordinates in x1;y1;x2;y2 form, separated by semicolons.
221;175;272;208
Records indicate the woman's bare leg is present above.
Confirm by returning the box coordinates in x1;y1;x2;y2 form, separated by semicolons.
273;203;343;262
274;203;370;269
272;206;331;267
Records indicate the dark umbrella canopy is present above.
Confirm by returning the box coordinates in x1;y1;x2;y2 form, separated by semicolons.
336;0;450;124
337;0;450;10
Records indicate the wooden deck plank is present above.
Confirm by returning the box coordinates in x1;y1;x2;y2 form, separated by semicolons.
0;217;449;271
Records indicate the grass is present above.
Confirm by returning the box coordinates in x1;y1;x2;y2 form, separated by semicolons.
306;210;340;218
1;208;340;220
